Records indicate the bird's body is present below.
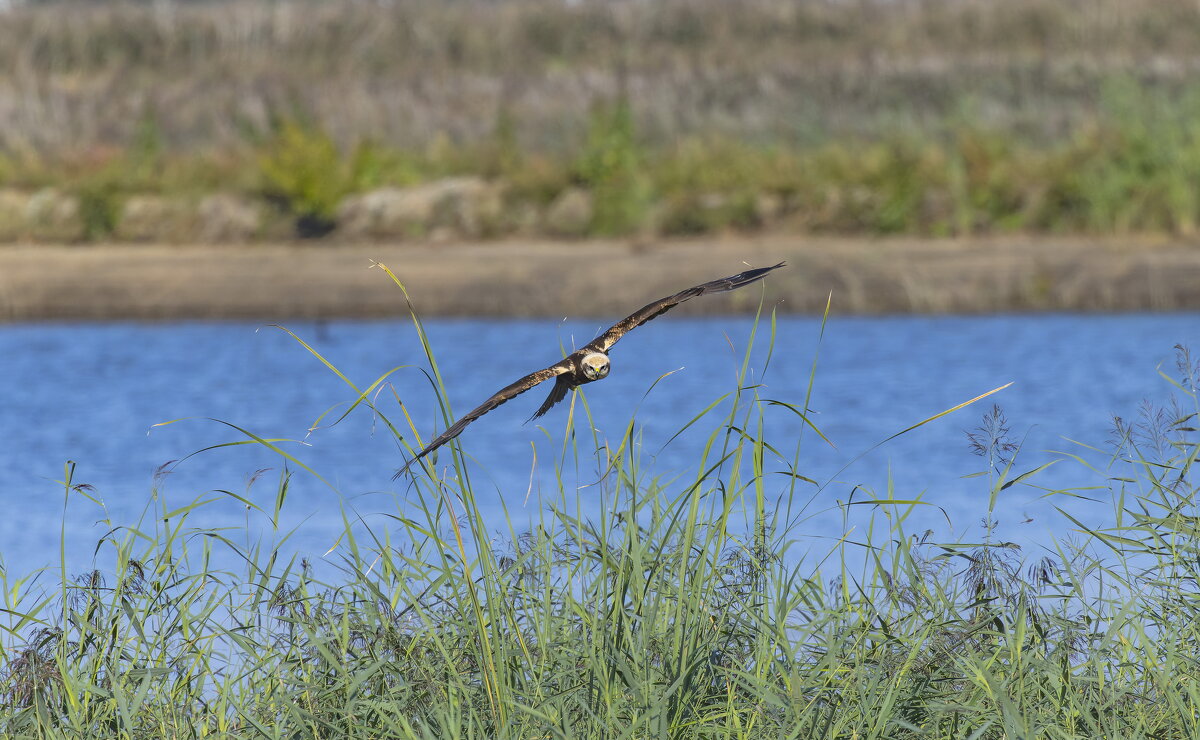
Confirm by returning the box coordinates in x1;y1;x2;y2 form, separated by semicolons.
396;262;784;476
528;351;610;419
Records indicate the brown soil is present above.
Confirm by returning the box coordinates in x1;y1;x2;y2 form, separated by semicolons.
2;236;1200;322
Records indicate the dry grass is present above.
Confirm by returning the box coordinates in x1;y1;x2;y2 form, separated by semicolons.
3;0;1200;155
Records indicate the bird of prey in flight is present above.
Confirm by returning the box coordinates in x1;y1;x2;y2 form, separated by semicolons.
396;262;785;476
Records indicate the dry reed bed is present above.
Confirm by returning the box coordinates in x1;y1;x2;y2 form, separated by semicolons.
4;0;1200;153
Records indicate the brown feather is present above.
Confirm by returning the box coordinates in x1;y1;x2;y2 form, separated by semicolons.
395;360;573;477
583;262;785;354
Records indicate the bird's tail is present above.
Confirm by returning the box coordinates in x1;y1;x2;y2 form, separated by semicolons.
526;377;571;423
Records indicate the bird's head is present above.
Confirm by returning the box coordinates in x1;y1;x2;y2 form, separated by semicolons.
581;352;610;381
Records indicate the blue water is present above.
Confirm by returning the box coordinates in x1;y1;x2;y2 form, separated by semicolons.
2;314;1198;577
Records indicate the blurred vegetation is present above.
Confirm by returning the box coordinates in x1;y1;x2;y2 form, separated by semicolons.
3;0;1200;241
257;121;346;236
575;99;651;236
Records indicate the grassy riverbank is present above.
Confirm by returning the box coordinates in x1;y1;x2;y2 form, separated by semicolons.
6;0;1200;241
2;286;1199;737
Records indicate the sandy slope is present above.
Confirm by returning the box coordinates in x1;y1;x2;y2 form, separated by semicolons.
2;236;1199;322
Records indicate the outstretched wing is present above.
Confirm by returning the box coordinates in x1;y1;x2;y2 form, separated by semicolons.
582;262;785;354
395;359;573;477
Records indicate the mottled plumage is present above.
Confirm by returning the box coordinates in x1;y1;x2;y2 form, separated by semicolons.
396;262;785;476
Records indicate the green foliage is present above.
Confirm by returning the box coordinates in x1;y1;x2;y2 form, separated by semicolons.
58;116;168;241
503;153;574;207
576;99;651;236
257;120;348;236
481;105;522;179
12;81;1200;242
1040;80;1200;235
3;287;1200;737
652;137;794;235
0;151;12;188
347;139;423;191
126;113;165;184
74;178;120;240
67;155;134;242
946;127;1034;233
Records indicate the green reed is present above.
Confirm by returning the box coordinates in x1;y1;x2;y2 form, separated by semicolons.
1;276;1198;737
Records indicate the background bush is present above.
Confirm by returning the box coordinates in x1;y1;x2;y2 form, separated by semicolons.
5;0;1200;241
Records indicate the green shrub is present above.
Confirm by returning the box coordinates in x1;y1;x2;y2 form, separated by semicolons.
257;120;348;236
503;153;574;207
656;191;756;235
1036;81;1200;234
479;105;522;179
576;99;651;236
650;137;810;235
74;179;121;240
947;127;1039;234
347;139;423;191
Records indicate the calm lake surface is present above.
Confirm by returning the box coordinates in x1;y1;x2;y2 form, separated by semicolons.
2;313;1198;577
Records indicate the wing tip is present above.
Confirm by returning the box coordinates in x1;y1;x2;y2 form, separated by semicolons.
732;261;786;288
392;460;415;480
